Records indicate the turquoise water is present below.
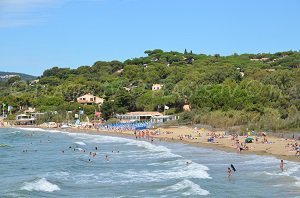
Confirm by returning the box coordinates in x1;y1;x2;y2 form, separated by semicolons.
1;127;300;197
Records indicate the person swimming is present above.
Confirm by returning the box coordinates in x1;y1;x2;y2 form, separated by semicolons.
186;161;192;165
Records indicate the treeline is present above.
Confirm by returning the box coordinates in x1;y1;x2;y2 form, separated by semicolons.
0;49;300;131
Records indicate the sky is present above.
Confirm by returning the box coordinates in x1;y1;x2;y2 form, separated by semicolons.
0;0;300;76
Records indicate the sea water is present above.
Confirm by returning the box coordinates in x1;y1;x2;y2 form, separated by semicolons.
0;127;299;198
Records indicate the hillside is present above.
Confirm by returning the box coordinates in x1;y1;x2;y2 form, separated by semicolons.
0;71;36;81
0;49;300;131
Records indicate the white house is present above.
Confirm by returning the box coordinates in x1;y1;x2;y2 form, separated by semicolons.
116;111;176;123
152;84;163;91
15;114;36;125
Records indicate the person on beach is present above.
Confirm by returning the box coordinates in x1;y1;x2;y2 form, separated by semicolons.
296;146;300;156
227;167;232;178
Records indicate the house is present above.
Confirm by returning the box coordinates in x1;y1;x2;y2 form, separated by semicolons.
183;104;191;111
29;79;39;86
116;111;176;123
116;69;124;74
15;114;36;125
265;69;276;72
152;84;163;91
24;107;36;114
77;93;104;105
250;57;269;62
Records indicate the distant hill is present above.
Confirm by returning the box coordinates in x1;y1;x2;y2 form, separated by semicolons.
0;71;37;81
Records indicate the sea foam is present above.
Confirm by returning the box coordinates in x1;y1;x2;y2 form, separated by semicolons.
159;179;209;196
21;178;60;192
16;127;47;132
74;141;86;146
263;165;300;177
126;140;182;158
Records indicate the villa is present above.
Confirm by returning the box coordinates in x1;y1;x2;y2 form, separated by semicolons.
77;93;104;105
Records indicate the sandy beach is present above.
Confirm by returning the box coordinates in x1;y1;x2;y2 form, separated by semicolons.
44;125;300;162
1;122;300;162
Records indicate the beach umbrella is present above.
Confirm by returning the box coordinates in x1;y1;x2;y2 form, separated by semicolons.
245;137;253;143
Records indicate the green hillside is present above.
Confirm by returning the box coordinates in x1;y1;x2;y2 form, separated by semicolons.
0;49;300;131
0;71;36;81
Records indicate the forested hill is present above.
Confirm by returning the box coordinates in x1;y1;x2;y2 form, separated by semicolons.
0;71;36;81
1;49;300;131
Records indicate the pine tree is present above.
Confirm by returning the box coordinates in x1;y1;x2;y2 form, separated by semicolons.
184;49;187;55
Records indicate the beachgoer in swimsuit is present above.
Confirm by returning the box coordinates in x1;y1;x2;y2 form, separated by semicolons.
227;167;232;178
280;160;284;172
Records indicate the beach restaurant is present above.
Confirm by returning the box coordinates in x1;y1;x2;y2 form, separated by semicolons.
14;114;36;125
116;111;176;123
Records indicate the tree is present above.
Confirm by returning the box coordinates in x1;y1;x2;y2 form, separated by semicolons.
184;49;187;55
7;76;21;85
100;101;116;121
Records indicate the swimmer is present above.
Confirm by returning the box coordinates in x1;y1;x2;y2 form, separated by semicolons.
95;146;98;150
186;161;192;165
105;155;109;162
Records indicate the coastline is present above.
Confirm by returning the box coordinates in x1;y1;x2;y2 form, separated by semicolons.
2;125;300;163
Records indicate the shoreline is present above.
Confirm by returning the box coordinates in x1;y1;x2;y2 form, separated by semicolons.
2;125;300;163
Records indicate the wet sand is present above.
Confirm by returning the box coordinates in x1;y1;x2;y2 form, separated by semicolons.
58;126;300;162
2;124;300;162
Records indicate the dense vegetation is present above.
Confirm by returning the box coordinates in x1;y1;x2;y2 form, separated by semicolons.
1;49;300;131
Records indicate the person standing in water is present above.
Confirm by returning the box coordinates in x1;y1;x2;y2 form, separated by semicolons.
280;159;284;172
227;167;232;178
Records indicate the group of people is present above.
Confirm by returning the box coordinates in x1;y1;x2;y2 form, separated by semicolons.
285;142;300;156
98;122;153;132
235;139;249;153
63;145;115;163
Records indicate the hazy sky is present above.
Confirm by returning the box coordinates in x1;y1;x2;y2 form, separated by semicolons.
0;0;299;76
